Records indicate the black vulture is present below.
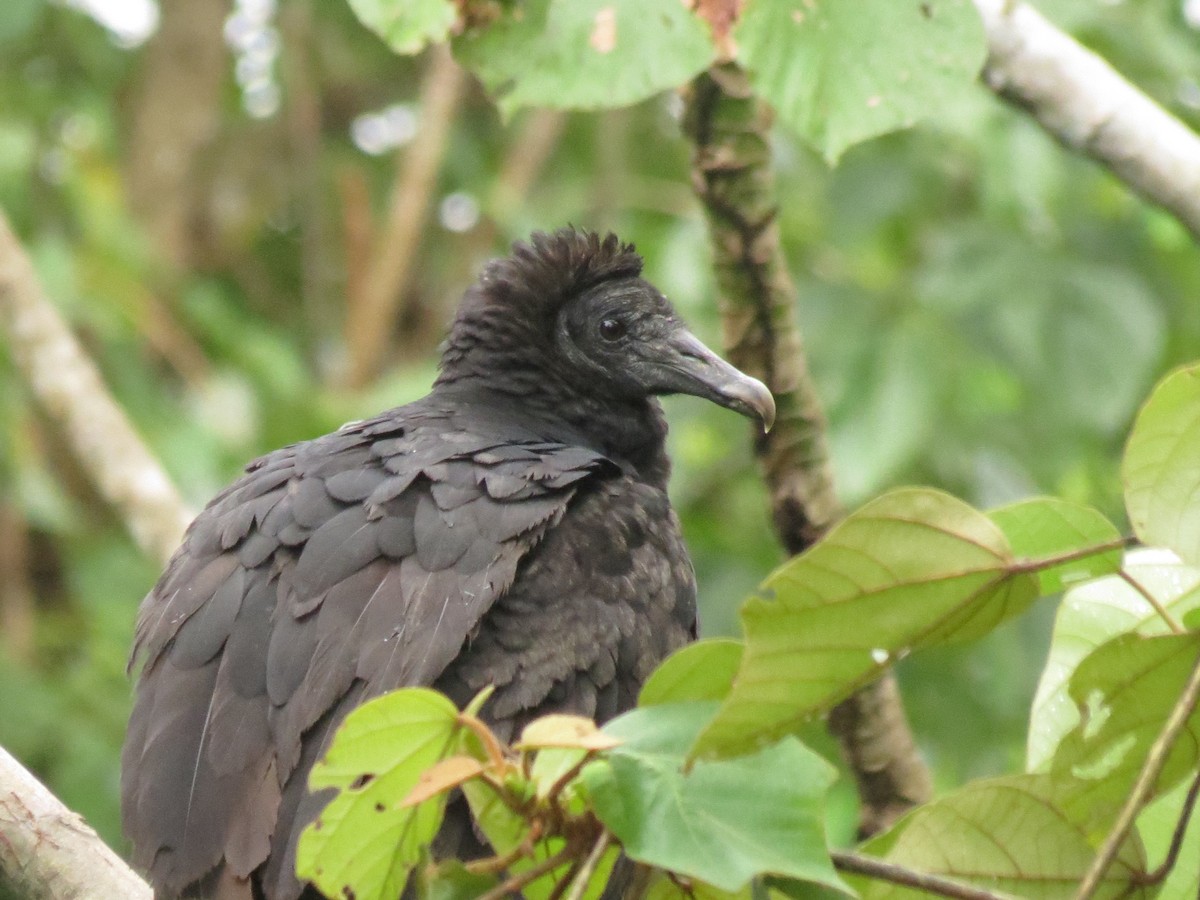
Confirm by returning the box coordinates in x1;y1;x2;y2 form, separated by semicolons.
121;228;774;899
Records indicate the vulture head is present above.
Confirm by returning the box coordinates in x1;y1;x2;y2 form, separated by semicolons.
436;228;776;433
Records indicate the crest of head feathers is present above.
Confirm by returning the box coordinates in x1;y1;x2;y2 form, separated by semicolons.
470;228;643;317
437;228;646;383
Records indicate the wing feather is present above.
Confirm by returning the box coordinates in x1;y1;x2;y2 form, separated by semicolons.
122;408;617;898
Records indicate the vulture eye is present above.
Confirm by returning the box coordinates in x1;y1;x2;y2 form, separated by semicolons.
599;318;627;341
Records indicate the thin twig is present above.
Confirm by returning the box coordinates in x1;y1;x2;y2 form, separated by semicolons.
1138;769;1200;885
1118;569;1185;635
477;841;579;900
1076;650;1200;899
546;856;583;900
465;836;537;876
832;850;1012;900
563;829;611;900
491;109;567;222
342;43;465;387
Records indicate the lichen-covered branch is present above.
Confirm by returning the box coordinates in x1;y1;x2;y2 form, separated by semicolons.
0;746;151;900
0;211;191;565
975;0;1200;241
682;65;932;837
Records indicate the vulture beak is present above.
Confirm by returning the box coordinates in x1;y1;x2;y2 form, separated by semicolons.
660;329;776;432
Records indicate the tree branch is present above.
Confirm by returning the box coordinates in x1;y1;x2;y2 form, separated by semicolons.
0;746;151;900
0;210;191;565
682;64;932;837
342;43;466;388
974;0;1200;241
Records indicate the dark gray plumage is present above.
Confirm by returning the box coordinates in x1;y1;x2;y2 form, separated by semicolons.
121;229;775;899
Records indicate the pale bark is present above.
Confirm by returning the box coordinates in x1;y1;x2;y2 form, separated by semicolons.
0;747;151;900
0;211;191;565
975;0;1200;240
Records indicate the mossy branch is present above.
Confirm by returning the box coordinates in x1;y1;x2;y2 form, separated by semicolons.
682;64;932;836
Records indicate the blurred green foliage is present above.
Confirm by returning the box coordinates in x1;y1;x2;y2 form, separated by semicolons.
0;0;1198;859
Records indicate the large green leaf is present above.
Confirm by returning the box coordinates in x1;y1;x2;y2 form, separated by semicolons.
856;775;1150;899
1049;632;1200;831
639;639;743;707
452;0;715;116
584;702;848;895
296;688;460;900
346;0;456;54
695;488;1040;757
1027;553;1200;771
1124;364;1200;566
735;0;986;162
989;497;1122;595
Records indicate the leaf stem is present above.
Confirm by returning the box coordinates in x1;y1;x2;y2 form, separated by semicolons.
465;836;537;877
1137;769;1200;886
1118;569;1185;635
1009;535;1133;577
1075;647;1200;899
831;850;1012;900
476;840;579;900
562;829;611;900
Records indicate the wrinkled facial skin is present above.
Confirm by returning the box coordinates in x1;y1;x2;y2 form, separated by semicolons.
556;277;776;431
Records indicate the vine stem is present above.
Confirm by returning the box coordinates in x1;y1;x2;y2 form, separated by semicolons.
682;61;932;838
1076;648;1200;899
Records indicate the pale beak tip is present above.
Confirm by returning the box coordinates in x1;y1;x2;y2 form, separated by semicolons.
722;374;775;433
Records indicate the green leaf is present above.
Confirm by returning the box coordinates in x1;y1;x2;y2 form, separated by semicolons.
417;860;500;900
1124;364;1200;566
857;775;1150;899
1049;632;1200;831
695;488;1040;757
584;702;849;895
1027;553;1200;771
452;0;715;116
296;688;460;900
644;872;753;899
639;639;744;706
347;0;457;54
1137;774;1200;900
988;497;1123;595
735;0;986;162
